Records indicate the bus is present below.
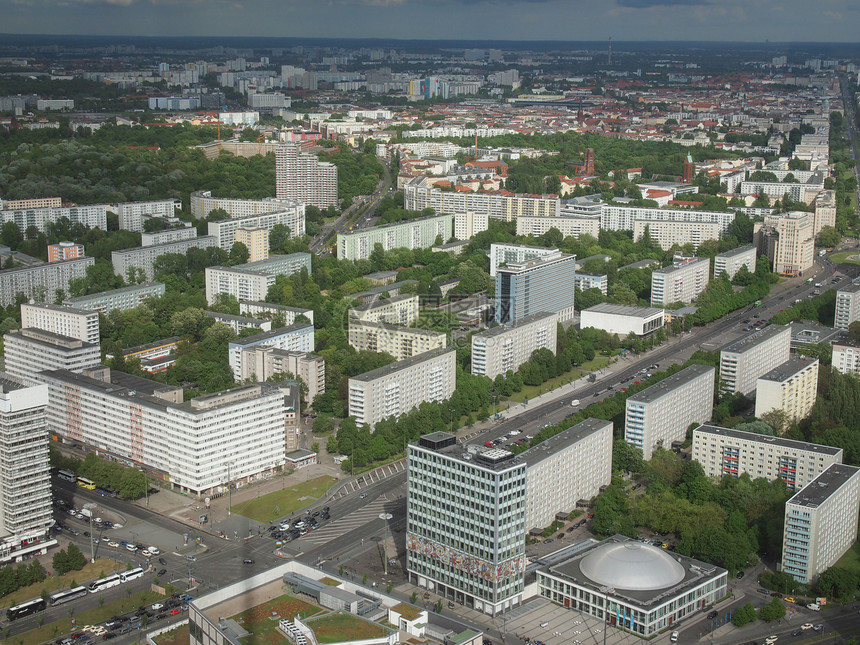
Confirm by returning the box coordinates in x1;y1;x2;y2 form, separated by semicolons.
88;574;121;593
76;476;96;490
120;567;144;583
57;469;76;483
6;598;47;621
49;585;88;606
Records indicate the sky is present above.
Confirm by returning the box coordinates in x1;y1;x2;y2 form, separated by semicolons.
2;0;859;43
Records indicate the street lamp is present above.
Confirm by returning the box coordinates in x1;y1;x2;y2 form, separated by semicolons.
225;462;235;516
379;513;393;575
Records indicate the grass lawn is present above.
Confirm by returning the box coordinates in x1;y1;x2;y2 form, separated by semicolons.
231;476;337;523
318;577;341;586
153;624;190;645
829;251;860;266
306;612;386;644
0;557;130;609
504;356;613;405
233;593;320;645
835;541;860;576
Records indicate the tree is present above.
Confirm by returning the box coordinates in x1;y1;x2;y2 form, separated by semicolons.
732;603;757;627
228;241;250;266
759;597;786;621
816;225;841;248
759;409;790;436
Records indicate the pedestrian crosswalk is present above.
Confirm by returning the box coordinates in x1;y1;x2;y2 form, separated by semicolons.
329;461;406;500
294;496;391;547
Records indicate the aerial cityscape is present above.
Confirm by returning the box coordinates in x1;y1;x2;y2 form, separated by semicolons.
1;12;860;645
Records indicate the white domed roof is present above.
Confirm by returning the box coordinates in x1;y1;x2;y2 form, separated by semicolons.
580;541;685;591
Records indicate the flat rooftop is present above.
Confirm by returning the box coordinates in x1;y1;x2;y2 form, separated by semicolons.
22;302;96;315
626;364;714;405
347;281;418;300
65;282;163;302
520;419;612;468
472;311;557;339
240;300;311;314
837;282;860;295
582;303;664;318
0;373;30;393
788;464;860;509
620;259;660;270
123;336;182;355
500;251;572;273
228;323;313;347
694;424;842;457
721;324;790;355
758;356;818;383
653;257;709;275
351;347;453;382
349;293;417;311
716;245;756;258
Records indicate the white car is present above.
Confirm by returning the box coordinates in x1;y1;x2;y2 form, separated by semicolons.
570;399;580;407
670;631;679;643
141;550;152;557
126;544;137;552
108;541;119;548
151;603;164;611
148;546;160;555
801;623;813;630
765;637;778;644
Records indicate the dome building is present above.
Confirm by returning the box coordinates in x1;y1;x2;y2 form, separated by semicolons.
537;535;727;637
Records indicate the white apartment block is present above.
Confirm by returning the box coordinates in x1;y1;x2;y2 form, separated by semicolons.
239;301;314;326
580;303;665;337
206;205;305;251
43;367;287;496
275;143;338;209
348;295;419;326
337;214;453;261
573;273;608;295
832;341;860;376
238;347;324;404
625;364;715;460
64;282;165;314
0;376;56;564
141;226;197;247
516;214;600;239
714;245;757;279
111;235;218;280
719;325;791;396
20;302;99;344
813;190;837;236
190;190;304;220
228;324;315;381
349;321;447;361
650;256;711;307
524;418;612;530
0;257;94;307
692;424;841;491
489;243;557;278
754;357;819;423
204;253;312;305
114;199;178;232
453;211;489;239
754;211;815;276
0;204;107;233
740;180;822;202
782;464;860;584
834;283;860;330
471;312;558;379
600;205;736;234
348;348;456;428
633;219;722;251
3;329;101;384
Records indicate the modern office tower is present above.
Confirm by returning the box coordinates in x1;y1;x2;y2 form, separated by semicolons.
47;241;84;263
204;253;312;305
348;295;419;326
190;191;302;220
406;432;527;615
206;206;305;251
692;424;842;490
3;329;102;384
42;367;287;496
834;283;860;330
713;245;757;279
275;142;338;208
111;235;219;280
471;312;558;379
140;227;197;247
524;418;612;530
239;301;315;325
832;340;860;376
488;243;557;277
782;464;860;584
337;214;454;261
496;251;576;324
632;219;722;251
624;364;715;460
0;204;107;233
0;257;94;307
0;376;56;564
20;303;99;344
228;324;315;381
812;190;837;236
348;348;456;428
753;212;815;276
349;321;447;361
754;357;819;422
114;199;178;232
573;273;608;295
580;303;664;337
239;347;325;403
234;226;269;262
516;214;600;239
650;256;710;307
64;282;165;314
719;325;791;396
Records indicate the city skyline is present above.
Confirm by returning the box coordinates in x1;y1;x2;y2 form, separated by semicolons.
2;0;859;44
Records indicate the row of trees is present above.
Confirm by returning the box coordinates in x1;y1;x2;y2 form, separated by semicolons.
51;450;148;500
52;543;87;576
0;560;47;599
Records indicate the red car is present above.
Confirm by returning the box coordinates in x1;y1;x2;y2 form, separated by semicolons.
170;608;181;616
634;381;642;385
484;442;493;448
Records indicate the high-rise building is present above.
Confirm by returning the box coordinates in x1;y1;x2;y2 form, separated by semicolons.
205;253;312;305
624;365;715;460
471;312;558;379
228;324;315;381
3;329;102;384
275;143;338;209
190;191;303;220
64;282;166;314
719;325;791;396
20;303;99;344
834;283;860;330
235;226;269;262
348;295;419;326
754;212;815;277
832;340;860;376
0;205;106;233
782;464;860;584
348;321;447;361
488;243;557;278
0;257;94;307
495;251;576;324
337;214;453;261
47;241;85;263
812;190;837;236
140;227;197;247
238;348;324;404
713;245;757;279
206;206;305;251
111;236;218;281
0;375;55;564
754;357;819;423
650;256;710;307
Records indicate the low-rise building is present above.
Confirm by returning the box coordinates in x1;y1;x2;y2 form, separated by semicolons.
238;300;314;325
348;321;447;361
719;325;792;396
714;245;757;279
205;312;271;335
754;357;819;422
122;337;183;374
580;303;664;337
228;324;315;381
235;226;269;262
471;312;558;379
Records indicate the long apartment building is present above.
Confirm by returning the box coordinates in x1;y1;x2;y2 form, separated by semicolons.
516;214;600;239
692;424;842;491
205;253;312;305
140;226;197;247
111;235;218;280
348;294;419;326
754;211;815;276
238;347;325;404
600;205;737;234
471;312;558;379
650;256;710;307
714;245;757;279
0;197;61;210
348;347;456;428
337;214;453;261
20;302;99;344
114;199;179;232
275;142;338;208
4;329;102;384
227;324;315;381
207;204;305;251
348;321;447;361
42;367;287;496
719;324;791;395
64;282;165;314
782;464;860;584
239;300;314;325
496;251;576;324
754;357;819;422
633;219;722;251
0;257;94;307
191;190;303;220
0;204;107;233
624;365;715;460
834;282;860;330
